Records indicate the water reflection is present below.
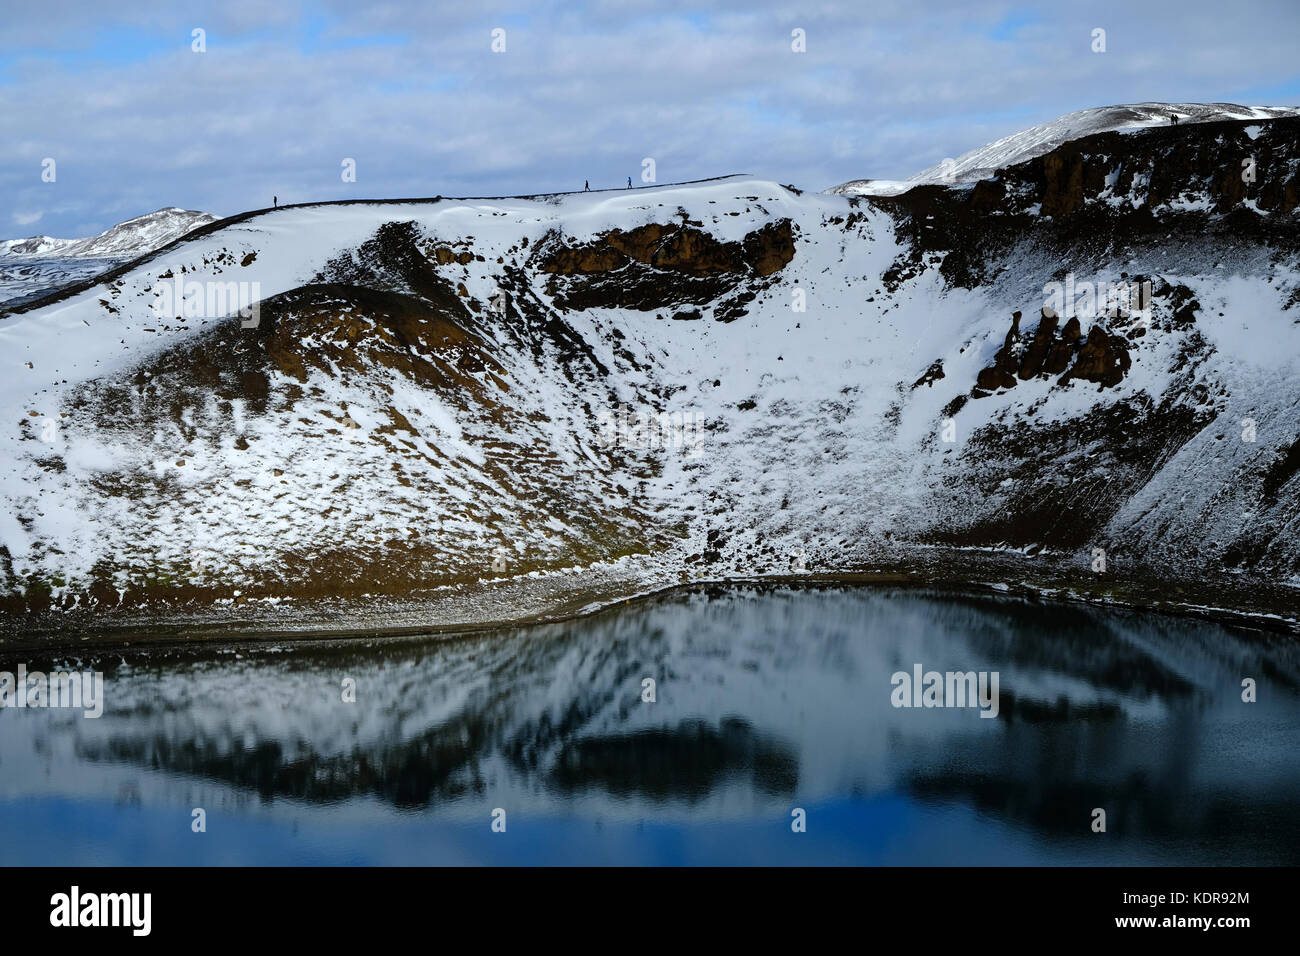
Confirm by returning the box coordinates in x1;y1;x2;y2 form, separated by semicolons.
1;585;1297;864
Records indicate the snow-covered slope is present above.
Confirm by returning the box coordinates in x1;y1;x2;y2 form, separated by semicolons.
3;113;1300;633
0;236;77;257
831;102;1300;196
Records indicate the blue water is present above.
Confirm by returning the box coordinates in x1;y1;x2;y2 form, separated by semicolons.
2;585;1298;865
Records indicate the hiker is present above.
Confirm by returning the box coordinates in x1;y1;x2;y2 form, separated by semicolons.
1170;113;1179;125
584;180;589;191
273;195;278;208
627;176;632;188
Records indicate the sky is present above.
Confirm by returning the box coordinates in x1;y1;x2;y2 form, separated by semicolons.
2;0;1299;238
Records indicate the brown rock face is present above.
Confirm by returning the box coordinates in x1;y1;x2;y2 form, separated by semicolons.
648;226;743;275
976;311;1022;391
973;307;1131;396
883;118;1300;241
538;219;795;279
535;218;795;315
540;242;628;274
1255;174;1300;214
1043;341;1075;376
428;245;475;266
744;220;798;276
1060;326;1132;387
1042;153;1085;217
1215;169;1248;211
969;178;1006;213
1017;309;1059;380
603;222;670;263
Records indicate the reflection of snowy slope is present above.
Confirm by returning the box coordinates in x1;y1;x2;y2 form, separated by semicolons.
2;111;1300;626
3;588;1297;836
830;102;1300;196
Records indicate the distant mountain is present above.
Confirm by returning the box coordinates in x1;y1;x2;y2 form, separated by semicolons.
0;207;218;259
0;236;76;256
830;102;1300;196
0;207;218;306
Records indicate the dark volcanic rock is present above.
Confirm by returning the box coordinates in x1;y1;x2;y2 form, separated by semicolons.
973;305;1132;397
1041;153;1086;217
1017;308;1059;380
975;311;1023;391
1061;326;1132;388
912;359;946;389
534;219;795;312
538;220;793;279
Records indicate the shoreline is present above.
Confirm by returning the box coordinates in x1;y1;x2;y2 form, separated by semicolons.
1;550;1296;660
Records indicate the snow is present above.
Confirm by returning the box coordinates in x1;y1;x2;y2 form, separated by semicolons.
0;125;1297;607
0;208;220;308
0;207;218;260
830;102;1300;196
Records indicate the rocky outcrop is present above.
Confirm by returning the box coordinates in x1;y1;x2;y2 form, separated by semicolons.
742;221;798;276
912;359;945;389
538;219;794;279
873;117;1300;294
424;243;476;266
975;311;1023;391
1061;325;1132;387
974;307;1131;396
534;219;795;314
1016;310;1059;379
1041;153;1087;218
